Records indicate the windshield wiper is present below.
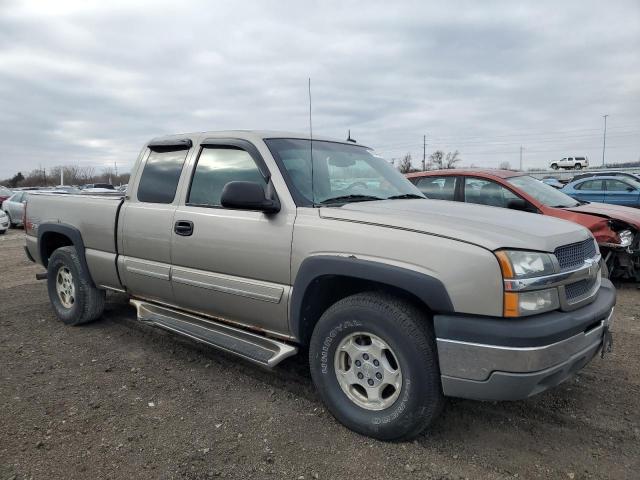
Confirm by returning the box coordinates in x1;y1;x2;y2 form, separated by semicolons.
319;194;384;205
385;193;425;200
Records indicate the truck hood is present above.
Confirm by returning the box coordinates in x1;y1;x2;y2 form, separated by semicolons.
320;199;591;252
563;202;640;229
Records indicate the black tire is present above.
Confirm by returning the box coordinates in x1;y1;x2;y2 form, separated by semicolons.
47;246;105;325
0;229;5;235
309;292;444;441
574;164;582;170
551;163;559;170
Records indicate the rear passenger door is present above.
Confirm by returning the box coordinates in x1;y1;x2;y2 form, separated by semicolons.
118;141;193;303
170;139;295;337
572;179;605;203
414;176;458;200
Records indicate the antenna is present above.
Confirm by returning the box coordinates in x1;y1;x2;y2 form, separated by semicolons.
308;77;315;205
346;130;356;143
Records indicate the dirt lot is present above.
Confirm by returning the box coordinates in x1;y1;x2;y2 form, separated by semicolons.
1;229;639;480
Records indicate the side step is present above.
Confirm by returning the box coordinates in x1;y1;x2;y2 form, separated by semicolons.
130;300;298;368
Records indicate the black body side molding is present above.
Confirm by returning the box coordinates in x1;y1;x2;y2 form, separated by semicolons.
289;255;454;341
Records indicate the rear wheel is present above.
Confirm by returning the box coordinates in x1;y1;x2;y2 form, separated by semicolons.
309;292;444;441
551;163;559;170
47;246;105;325
574;163;582;170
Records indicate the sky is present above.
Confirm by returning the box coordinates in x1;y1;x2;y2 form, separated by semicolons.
0;0;639;179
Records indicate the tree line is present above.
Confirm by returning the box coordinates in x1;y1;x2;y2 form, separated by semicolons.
1;165;130;188
397;150;462;173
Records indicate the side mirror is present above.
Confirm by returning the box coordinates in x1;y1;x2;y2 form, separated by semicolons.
220;181;280;213
507;198;534;212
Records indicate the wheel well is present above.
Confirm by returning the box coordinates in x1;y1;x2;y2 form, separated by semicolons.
296;275;431;346
40;232;73;267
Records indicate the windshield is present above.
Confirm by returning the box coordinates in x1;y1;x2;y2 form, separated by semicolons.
508;175;580;208
265;138;424;205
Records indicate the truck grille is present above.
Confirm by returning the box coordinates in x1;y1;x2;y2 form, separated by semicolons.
555;239;597;271
565;277;598;301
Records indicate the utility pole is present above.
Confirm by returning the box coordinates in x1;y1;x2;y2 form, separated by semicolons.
519;146;523;171
422;134;426;171
60;168;64;186
601;114;608;167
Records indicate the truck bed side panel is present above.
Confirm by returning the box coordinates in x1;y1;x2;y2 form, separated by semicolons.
26;193;123;289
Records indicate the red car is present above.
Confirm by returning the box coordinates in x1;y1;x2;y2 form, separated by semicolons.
406;169;640;280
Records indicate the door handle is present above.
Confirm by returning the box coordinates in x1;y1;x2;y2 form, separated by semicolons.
174;220;194;236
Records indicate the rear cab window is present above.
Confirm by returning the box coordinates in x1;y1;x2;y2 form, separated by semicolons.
137;148;190;204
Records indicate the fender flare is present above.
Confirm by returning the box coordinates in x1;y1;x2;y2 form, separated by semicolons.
289;255;454;341
37;223;94;286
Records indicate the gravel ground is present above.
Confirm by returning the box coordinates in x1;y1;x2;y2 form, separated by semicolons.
1;228;639;480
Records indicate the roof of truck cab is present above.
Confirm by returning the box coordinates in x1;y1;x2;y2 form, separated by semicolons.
147;130;370;148
406;169;524;180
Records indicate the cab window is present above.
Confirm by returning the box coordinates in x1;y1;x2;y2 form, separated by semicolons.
187;147;266;207
137;149;189;203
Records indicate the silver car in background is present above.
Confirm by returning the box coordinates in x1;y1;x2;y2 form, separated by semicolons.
0;209;8;234
1;191;27;227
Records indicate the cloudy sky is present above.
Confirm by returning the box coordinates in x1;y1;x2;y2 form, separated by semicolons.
0;0;639;179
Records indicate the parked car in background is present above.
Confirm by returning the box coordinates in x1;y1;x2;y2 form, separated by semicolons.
1;191;27;227
407;169;640;280
572;171;640;183
81;183;115;190
550;157;589;170
0;209;8;234
562;176;640;208
541;177;564;189
0;186;13;204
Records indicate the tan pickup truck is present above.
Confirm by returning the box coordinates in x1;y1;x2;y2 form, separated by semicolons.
24;131;616;440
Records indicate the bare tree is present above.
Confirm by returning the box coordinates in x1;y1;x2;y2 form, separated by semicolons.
398;153;414;174
444;150;461;169
499;161;512;170
429;151;444;169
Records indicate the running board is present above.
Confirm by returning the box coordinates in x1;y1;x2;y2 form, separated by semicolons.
130;300;298;367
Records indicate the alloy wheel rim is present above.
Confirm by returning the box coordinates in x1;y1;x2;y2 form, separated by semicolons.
334;332;403;411
56;266;75;309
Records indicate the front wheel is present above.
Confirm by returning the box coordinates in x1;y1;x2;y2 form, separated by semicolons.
309;292;444;441
551;164;559;170
47;246;105;325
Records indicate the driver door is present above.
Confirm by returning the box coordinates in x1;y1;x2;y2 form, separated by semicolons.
170;142;295;337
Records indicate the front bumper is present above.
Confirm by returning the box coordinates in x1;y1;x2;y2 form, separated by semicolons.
434;278;616;401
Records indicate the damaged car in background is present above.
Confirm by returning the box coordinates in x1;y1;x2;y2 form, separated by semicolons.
407;169;640;281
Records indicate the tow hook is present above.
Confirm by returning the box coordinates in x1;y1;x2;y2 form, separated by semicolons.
35;272;47;280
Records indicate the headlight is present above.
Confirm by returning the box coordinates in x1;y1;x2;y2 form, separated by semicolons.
495;250;555;278
618;230;633;248
495;250;559;317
